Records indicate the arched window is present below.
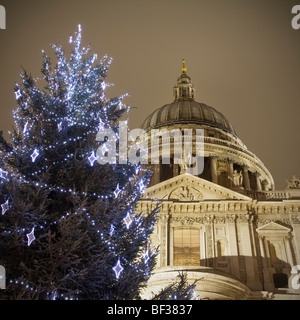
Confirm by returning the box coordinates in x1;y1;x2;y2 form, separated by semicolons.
174;228;200;266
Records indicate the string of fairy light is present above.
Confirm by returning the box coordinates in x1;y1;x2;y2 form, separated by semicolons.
0;24;157;299
8;219;155;300
1;163;154;299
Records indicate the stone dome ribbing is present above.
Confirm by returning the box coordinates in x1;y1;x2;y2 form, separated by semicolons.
140;99;237;136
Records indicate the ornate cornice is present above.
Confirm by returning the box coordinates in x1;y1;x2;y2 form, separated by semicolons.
136;194;300;226
169;213;254;225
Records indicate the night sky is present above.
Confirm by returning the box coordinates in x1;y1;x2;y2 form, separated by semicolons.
0;0;300;189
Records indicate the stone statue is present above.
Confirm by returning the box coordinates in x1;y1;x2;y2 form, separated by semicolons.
169;186;203;201
180;152;193;174
179;160;187;174
228;170;243;187
286;176;300;189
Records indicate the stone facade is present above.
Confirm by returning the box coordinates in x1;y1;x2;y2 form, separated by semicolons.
138;61;300;300
139;174;300;299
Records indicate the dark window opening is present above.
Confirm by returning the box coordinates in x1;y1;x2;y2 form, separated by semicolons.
273;273;288;288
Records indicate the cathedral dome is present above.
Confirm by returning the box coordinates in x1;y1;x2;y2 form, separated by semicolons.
140;100;237;136
140;59;236;137
138;59;274;192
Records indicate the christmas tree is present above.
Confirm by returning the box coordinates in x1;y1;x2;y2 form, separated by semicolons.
152;272;198;300
0;26;196;300
0;25;157;300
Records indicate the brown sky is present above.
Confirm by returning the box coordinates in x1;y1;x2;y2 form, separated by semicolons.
0;0;300;189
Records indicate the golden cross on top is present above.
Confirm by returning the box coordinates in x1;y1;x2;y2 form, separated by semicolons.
181;59;187;74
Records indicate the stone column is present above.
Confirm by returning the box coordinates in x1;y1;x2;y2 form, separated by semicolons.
242;165;251;190
204;215;214;267
258;235;275;291
264;238;271;266
258;236;267;269
227;158;234;189
173;163;179;178
169;226;174;266
226;214;240;279
253;172;262;191
284;236;294;267
151;164;160;186
290;214;300;265
159;214;170;267
239;215;263;290
210;155;218;184
261;180;269;191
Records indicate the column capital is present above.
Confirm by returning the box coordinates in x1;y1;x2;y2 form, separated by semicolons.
227;157;235;164
209;153;218;159
258;234;265;241
204;214;215;223
226;214;237;223
159;213;170;223
284;234;292;241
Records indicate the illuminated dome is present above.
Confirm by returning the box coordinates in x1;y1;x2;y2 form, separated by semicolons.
139;59;274;191
140;58;237;141
140;100;237;136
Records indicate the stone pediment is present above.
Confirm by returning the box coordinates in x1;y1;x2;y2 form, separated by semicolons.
256;222;291;234
142;173;251;201
169;186;203;201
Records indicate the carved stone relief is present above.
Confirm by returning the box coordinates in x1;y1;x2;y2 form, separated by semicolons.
169;186;203;201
